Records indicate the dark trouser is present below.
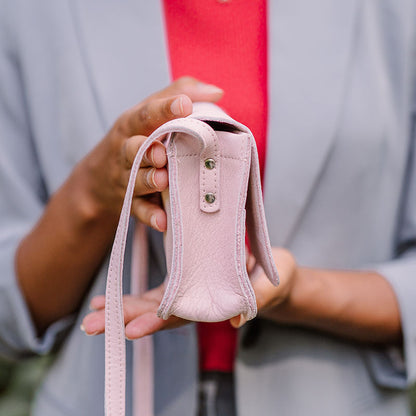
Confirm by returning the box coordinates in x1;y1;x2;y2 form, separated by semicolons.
197;371;237;416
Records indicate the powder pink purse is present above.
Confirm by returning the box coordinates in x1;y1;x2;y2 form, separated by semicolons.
104;103;278;415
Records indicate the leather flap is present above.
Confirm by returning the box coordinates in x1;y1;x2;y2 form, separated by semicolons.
191;103;279;286
246;141;279;286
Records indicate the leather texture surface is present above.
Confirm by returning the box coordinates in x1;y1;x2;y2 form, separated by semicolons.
104;103;278;415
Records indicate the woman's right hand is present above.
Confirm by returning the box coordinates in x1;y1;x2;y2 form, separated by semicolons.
77;76;223;231
16;77;223;332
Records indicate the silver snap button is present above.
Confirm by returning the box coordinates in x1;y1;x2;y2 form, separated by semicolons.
204;158;216;170
205;193;216;204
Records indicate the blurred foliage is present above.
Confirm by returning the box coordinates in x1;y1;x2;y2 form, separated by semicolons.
0;356;52;416
0;357;415;415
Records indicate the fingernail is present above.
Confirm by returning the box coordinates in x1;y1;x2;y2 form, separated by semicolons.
126;335;137;341
145;168;156;188
170;96;184;116
126;332;145;340
150;214;159;231
149;146;155;165
197;83;224;95
80;324;100;336
143;147;153;166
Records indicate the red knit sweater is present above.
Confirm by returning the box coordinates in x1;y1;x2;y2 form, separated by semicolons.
163;0;268;372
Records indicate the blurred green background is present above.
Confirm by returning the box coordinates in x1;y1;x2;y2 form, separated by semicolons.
0;356;52;416
0;356;415;415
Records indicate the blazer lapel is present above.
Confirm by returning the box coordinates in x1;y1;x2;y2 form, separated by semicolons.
68;0;170;132
264;0;360;246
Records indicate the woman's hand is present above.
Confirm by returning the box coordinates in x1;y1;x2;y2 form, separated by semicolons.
81;286;188;338
78;76;223;231
231;247;402;344
230;248;299;328
17;77;223;332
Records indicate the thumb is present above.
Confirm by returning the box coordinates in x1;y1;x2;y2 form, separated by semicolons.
230;314;247;329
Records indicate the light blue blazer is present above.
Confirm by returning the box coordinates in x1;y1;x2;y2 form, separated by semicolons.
0;1;415;415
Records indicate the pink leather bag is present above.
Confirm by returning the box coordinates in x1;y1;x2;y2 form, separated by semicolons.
104;103;278;415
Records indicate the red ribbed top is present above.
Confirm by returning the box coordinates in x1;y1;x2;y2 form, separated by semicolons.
162;0;268;372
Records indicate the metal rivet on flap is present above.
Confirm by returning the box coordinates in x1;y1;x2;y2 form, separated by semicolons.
204;158;216;170
205;193;216;204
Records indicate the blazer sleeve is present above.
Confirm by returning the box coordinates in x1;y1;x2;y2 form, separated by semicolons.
364;111;416;389
0;2;73;360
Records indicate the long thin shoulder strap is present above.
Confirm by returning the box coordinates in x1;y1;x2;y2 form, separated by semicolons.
104;117;218;416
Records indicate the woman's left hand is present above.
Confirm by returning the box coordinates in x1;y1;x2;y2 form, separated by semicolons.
230;247;299;328
231;247;402;344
